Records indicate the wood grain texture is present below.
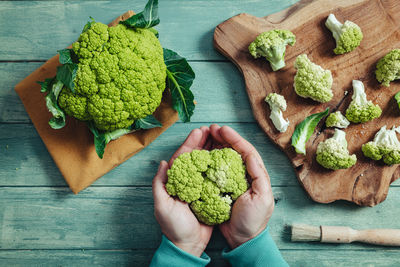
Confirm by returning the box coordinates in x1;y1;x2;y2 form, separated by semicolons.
0;123;294;187
1;249;400;267
1;186;400;250
0;0;298;61
214;0;400;206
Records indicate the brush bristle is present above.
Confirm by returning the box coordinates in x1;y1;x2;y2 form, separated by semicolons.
291;224;321;242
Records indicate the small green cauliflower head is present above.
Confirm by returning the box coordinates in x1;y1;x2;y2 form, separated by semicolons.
248;29;296;71
294;54;333;103
325;111;350;129
58;22;167;131
316;129;357;170
166;148;248;225
345;80;381;123
325;14;363;55
362;125;400;165
375;49;400;87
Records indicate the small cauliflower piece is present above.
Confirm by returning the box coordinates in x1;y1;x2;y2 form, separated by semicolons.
325;14;363;55
375;49;400;87
345;80;381;123
265;93;289;133
248;30;296;71
362;125;400;165
316;129;357;170
166;148;248;225
294;54;333;103
325;111;350;129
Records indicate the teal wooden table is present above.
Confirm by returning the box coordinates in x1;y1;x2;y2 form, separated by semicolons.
1;1;399;266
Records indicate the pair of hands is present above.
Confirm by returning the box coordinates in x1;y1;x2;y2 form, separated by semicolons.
152;124;275;257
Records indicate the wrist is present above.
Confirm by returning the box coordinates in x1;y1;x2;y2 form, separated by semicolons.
226;227;266;249
173;241;207;257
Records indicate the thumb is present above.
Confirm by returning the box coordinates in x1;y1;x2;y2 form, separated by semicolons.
246;154;271;196
152;160;170;204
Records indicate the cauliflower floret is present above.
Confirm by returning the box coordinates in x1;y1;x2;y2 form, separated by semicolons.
248;29;296;71
190;179;232;225
362;125;400;165
294;54;333;103
206;148;248;200
166;148;248;225
325;111;350;129
166;150;212;203
325;14;363;55
345;80;381;123
316;129;357;170
265;93;289;133
375;49;400;87
59;22;167;131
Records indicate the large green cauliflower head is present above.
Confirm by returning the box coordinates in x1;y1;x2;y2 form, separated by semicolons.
58;22;166;131
166;148;248;225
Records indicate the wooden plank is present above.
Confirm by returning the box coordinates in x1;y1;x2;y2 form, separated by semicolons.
0;122;294;186
0;0;298;61
0;62;253;123
1;186;400;250
0;249;399;267
1;121;398;187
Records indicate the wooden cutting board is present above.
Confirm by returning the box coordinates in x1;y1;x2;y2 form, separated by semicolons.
214;0;400;206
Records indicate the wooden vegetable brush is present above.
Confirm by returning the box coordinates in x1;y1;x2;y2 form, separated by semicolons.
291;224;400;246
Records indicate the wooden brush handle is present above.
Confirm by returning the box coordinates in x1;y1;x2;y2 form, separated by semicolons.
321;226;400;246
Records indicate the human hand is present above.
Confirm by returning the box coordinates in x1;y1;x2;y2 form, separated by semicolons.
209;124;275;249
152;127;213;257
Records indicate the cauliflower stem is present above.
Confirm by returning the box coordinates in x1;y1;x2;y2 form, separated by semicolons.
265;93;289;133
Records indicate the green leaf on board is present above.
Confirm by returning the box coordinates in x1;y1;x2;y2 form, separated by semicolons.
291;108;329;155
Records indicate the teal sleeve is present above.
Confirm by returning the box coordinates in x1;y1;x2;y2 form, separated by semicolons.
150;235;211;267
222;227;289;267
